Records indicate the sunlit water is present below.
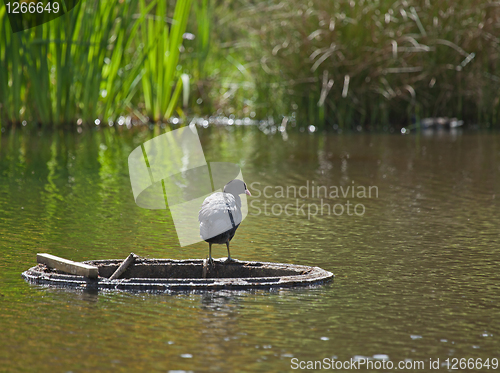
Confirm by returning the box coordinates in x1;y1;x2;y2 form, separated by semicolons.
1;127;499;372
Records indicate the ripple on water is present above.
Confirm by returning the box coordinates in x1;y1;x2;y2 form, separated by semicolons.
1;130;500;371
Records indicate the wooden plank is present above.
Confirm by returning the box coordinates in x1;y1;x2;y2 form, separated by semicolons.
37;253;98;279
109;253;137;280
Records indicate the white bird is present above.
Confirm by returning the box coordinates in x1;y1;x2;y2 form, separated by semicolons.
199;179;251;263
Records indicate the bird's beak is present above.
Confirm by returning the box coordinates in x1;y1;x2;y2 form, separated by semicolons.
245;189;252;196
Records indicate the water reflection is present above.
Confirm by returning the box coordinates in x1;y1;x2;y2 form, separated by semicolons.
0;127;500;372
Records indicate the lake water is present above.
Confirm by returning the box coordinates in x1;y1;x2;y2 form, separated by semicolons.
1;126;499;372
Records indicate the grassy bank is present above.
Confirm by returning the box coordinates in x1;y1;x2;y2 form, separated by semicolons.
214;0;500;128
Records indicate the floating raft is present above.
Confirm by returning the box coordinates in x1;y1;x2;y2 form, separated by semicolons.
22;253;334;292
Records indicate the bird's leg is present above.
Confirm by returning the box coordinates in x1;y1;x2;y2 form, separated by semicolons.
225;241;234;263
208;243;213;265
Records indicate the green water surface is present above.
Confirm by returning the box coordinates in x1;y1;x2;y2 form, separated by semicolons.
1;127;499;372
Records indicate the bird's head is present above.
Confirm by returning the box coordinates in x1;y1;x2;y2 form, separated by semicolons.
223;179;251;196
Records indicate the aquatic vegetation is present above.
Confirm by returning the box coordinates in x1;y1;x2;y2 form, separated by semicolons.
213;0;500;128
0;0;192;128
139;0;192;122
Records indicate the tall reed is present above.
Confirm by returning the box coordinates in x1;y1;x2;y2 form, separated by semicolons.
179;0;258;118
219;0;500;128
139;0;192;122
0;0;192;128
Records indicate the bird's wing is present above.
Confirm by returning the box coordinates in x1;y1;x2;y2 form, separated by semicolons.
227;195;242;226
199;193;241;240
